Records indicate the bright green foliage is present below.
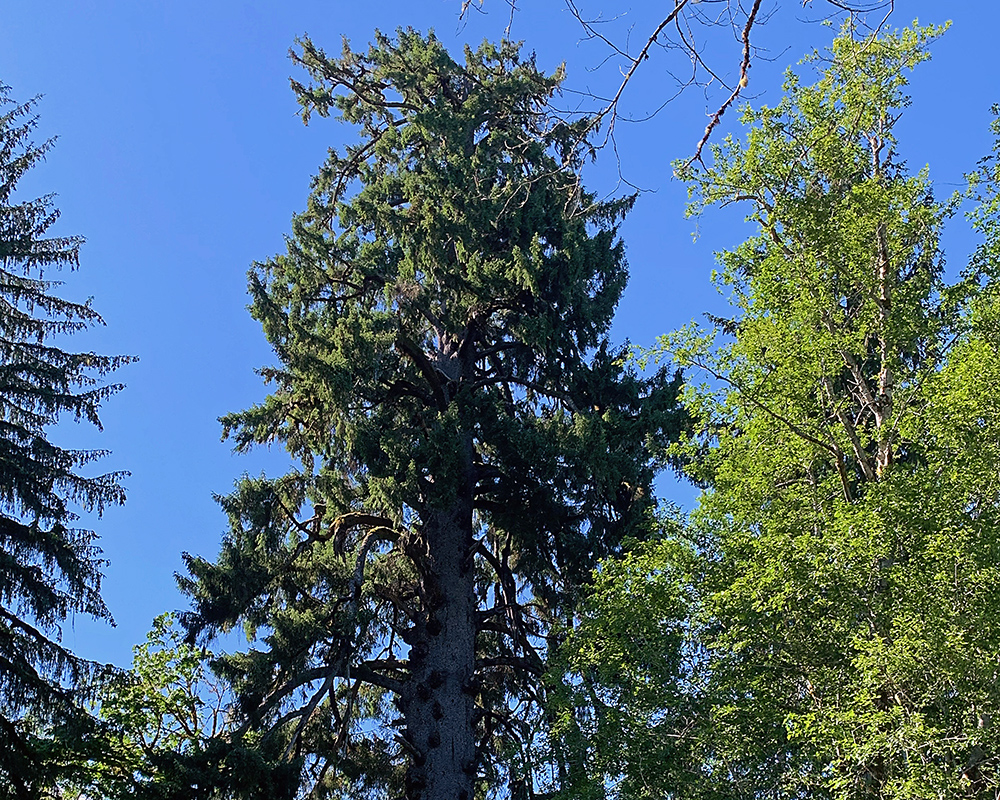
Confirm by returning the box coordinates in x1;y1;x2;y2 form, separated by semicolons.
629;22;1000;800
72;614;294;800
0;86;132;798
96;615;218;796
969;105;1000;281
547;510;704;800
558;22;1000;800
72;614;217;797
179;30;683;800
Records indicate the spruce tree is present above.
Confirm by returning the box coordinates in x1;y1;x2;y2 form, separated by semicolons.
0;87;132;797
179;31;684;800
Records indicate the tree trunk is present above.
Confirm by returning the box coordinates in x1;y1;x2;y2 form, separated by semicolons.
403;495;478;800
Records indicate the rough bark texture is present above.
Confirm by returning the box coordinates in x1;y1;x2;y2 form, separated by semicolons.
401;341;480;800
403;503;477;800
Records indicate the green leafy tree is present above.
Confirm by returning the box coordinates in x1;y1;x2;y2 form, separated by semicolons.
623;22;1000;800
546;513;705;800
179;30;684;800
86;614;220;797
0;86;132;798
555;22;1000;800
70;614;294;800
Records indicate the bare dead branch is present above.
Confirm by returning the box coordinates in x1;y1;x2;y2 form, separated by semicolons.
684;0;764;168
568;0;693;142
465;1;898;163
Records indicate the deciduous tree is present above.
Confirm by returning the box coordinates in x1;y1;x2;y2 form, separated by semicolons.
70;614;294;800
632;22;1000;799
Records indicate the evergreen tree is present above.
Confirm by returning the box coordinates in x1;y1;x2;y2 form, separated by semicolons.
0;86;132;797
616;22;1000;799
179;30;684;800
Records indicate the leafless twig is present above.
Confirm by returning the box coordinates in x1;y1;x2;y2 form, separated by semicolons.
684;0;764;168
463;1;898;164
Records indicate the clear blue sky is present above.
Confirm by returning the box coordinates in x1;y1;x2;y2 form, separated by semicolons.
2;1;996;668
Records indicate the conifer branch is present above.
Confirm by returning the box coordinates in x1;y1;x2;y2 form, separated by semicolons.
396;336;448;410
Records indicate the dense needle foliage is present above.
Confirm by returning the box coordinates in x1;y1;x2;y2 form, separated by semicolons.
0;87;131;798
179;30;684;800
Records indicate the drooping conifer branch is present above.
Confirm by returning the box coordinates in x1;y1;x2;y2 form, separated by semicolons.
0;85;131;793
181;30;685;800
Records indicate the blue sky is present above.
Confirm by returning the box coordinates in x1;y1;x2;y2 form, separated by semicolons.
2;1;997;668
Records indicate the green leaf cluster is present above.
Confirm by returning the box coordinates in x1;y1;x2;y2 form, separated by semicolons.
68;614;297;800
561;21;1000;800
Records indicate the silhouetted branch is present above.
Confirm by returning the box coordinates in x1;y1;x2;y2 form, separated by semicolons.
461;0;897;161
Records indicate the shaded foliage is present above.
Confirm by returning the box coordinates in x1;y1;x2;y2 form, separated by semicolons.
0;85;132;798
178;30;685;800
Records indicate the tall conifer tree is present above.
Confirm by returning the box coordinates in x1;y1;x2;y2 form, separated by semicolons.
180;31;684;800
0;87;131;797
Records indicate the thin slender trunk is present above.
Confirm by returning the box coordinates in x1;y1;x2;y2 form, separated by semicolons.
874;221;894;478
871;129;894;480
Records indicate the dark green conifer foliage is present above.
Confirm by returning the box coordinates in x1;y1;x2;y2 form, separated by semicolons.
180;31;684;800
0;87;132;797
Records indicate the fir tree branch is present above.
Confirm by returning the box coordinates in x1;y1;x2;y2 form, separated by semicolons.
395;336;448;411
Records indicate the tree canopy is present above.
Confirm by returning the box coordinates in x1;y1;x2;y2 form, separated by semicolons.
0;86;132;799
8;11;1000;800
178;29;684;800
557;21;1000;800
